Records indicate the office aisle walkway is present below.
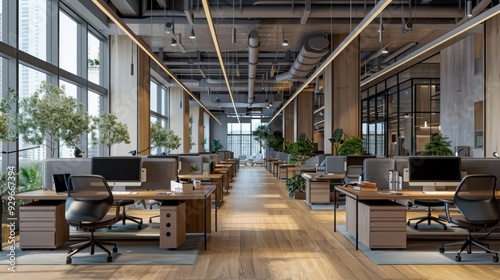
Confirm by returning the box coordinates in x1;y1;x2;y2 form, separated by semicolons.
10;167;500;279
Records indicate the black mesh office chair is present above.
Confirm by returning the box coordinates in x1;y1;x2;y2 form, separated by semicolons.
407;199;448;230
439;174;499;262
65;175;123;264
114;199;143;229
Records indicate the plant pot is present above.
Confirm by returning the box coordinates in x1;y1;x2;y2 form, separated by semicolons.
294;191;306;200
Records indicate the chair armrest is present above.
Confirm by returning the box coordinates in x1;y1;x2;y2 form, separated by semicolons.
439;199;454;223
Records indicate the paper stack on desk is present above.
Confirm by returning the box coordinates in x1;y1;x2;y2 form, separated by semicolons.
352;182;377;190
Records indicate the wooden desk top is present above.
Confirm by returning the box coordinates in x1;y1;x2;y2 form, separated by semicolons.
178;174;223;180
5;185;216;201
335;185;465;200
302;173;344;180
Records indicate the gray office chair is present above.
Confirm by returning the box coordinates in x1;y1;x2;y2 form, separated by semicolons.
65;175;123;264
407;200;448;230
342;165;363;185
439;174;499;262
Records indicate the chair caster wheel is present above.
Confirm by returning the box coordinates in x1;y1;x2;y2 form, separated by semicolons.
149;218;152;223
138;225;142;229
414;225;418;229
443;225;447;230
113;247;118;253
494;255;499;262
66;258;72;264
140;221;143;225
439;247;445;253
407;221;410;226
455;255;461;262
107;256;112;262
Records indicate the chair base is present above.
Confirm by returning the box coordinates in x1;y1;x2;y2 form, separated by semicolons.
121;204;143;229
407;207;447;230
440;231;499;262
149;214;160;224
67;230;117;264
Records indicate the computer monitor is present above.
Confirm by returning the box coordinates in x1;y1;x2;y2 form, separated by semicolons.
91;156;143;187
408;156;462;191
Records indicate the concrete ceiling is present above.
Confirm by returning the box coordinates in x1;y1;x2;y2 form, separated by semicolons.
102;0;491;118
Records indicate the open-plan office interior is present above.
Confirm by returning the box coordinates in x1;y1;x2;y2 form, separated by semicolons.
2;0;500;278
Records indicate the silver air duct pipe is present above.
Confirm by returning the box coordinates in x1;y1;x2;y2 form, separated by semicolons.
275;36;329;82
248;30;260;104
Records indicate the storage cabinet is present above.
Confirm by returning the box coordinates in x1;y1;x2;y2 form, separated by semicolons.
346;197;407;249
306;180;330;204
159;201;186;249
20;201;69;249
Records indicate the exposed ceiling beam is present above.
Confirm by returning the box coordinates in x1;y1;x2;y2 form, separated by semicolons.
91;0;221;125
269;0;393;124
300;0;311;24
184;0;194;26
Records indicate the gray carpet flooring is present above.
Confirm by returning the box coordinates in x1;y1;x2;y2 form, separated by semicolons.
338;224;500;265
1;224;203;265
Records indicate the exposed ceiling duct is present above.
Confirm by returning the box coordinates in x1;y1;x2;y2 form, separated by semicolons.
275;36;329;82
248;30;260;104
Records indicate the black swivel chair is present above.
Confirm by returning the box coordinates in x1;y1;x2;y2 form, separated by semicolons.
114;198;143;229
439;174;499;262
407;199;448;230
65;175;123;264
342;165;363;185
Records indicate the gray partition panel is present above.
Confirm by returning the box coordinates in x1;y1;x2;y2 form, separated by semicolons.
324;156;346;174
363;158;395;190
42;158;91;190
140;157;178;190
461;158;500;189
179;155;203;175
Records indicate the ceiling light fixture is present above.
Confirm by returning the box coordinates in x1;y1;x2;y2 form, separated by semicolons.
466;0;473;17
269;0;392;124
382;47;389;54
282;30;289;47
171;37;177;46
201;0;240;123
91;0;221;125
361;3;500;88
189;26;196;39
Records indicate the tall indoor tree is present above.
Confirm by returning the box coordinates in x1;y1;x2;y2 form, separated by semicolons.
252;124;272;153
150;122;181;154
16;82;91;157
91;112;130;151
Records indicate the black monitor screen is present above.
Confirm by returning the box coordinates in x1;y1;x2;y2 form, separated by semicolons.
408;156;462;187
91;157;142;186
346;155;376;167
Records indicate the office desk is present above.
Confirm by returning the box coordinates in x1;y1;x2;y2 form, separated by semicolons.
5;185;216;250
178;174;223;207
333;186;500;250
302;173;344;205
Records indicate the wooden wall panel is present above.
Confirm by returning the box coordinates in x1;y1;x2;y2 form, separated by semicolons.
283;102;295;142
296;90;314;140
138;47;150;155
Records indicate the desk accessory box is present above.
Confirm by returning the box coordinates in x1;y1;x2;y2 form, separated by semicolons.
170;181;194;194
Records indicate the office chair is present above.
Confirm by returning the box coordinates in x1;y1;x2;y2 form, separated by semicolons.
65;175;123;264
439;174;499;262
407;199;448;230
114;199;143;229
342;165;363;185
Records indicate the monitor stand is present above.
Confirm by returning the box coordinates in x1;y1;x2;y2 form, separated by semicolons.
422;185;436;192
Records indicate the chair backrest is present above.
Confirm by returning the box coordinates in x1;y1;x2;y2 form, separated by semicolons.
65;175;114;223
255;153;263;160
343;165;363;184
454;174;500;223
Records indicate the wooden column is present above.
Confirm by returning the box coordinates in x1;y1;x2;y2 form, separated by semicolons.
295;89;314;140
324;34;360;154
283;102;295;142
138;46;150;155
189;106;205;153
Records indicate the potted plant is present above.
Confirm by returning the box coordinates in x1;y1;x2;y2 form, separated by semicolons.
329;128;348;155
337;136;365;156
268;130;285;152
16;82;92;157
91;112;131;152
252;124;271;153
286;173;305;199
150;122;181;154
284;133;314;199
210;139;223;152
422;133;453;155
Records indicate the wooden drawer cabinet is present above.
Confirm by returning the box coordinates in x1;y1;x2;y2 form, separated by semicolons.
306;181;330;204
159;201;186;249
346;198;407;249
20;201;69;249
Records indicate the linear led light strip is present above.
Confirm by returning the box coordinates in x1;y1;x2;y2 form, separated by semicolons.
361;3;500;88
92;0;221;125
201;0;240;123
269;0;393;124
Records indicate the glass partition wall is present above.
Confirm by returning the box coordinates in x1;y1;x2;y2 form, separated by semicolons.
362;77;440;157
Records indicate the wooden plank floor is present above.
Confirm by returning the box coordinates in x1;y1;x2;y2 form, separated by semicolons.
7;167;500;279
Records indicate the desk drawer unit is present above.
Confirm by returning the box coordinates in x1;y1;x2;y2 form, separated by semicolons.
307;181;330;204
19;201;69;249
159;201;186;249
346;198;407;249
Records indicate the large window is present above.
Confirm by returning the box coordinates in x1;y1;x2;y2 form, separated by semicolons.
1;0;109;177
227;119;264;158
150;79;169;155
